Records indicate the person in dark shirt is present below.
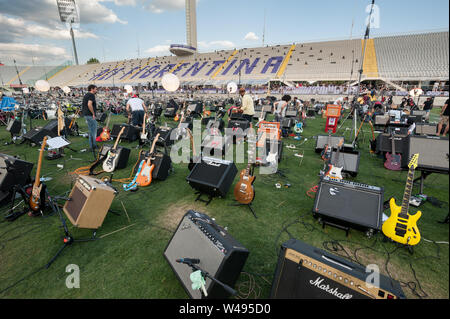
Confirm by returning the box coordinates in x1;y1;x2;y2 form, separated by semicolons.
422;97;433;121
437;99;449;136
82;85;98;150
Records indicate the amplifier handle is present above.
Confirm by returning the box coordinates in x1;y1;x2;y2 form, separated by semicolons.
321;255;353;271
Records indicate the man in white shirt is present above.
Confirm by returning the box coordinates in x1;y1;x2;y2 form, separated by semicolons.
273;95;291;122
238;88;255;122
126;94;147;126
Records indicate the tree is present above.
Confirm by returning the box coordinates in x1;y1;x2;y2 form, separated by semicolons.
87;58;100;64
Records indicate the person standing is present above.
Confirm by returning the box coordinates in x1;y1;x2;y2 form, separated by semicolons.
126;93;147;126
82;84;98;151
422;97;434;121
238;87;255;122
273;95;291;122
437;99;449;136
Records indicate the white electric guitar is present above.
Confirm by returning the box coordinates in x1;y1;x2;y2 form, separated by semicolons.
324;139;344;180
103;127;125;173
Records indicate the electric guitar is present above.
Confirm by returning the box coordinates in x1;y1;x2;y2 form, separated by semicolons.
382;154;421;246
173;102;188;140
384;132;402;171
186;128;200;171
324;139;344;179
321;130;333;162
102;127;125;173
234;163;256;205
29;136;48;213
140;112;148;141
57;102;65;136
135;133;160;187
99;111;112;142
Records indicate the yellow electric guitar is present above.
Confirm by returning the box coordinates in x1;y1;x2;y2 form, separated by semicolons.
382;154;421;246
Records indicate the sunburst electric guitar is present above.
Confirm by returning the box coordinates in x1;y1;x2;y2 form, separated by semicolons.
29;136;48;213
99;111;112;142
234;163;256;205
382;154;421;246
135;133;160;187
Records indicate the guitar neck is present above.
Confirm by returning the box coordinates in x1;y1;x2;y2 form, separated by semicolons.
400;167;416;217
34;138;47;187
391;134;396;154
113;132;123;150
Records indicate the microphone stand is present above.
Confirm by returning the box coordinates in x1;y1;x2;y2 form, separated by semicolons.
180;260;237;297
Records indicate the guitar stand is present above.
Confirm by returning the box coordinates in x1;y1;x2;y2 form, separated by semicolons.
194;192;213;206
230;201;257;219
45;194;99;269
4;185;30;221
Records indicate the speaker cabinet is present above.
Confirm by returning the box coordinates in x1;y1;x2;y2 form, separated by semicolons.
205;119;225;134
330;150;360;177
315;135;345;152
164;108;177;118
155;126;174;147
0;154;33;203
415;123;437;136
187;103;202;115
201;135;232;157
285;110;298;118
99;145;130;170
43;119;72;136
111;124;138;142
402;136;449;172
271;239;405;299
313;177;384;232
186;157;237;197
374;114;389;126
133;151;172;181
6;119;21;135
23;128;56;144
227;120;251;143
164;210;249;299
63;175;116;229
376;133;409;155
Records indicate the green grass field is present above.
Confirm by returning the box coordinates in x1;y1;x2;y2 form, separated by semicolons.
0;107;448;299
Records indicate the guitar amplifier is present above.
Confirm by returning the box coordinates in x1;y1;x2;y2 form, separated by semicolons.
281;118;294;128
205;119;225;134
306;109;316;117
111;124;139;142
164;210;249;299
415;123;437;136
99;145;130;170
229;111;244;120
411;110;427;117
386;126;409;135
374;114;389;126
23;128;56;145
263;105;272;113
6;119;22;135
315;135;345;152
285;110;298;118
201;135;232;157
155;126;174;147
330;150;360;177
63;175;116;229
164;107;177;118
402;135;449;172
0;154;33;203
227;120;251;143
407;114;424;124
313;177;384;232
270;239;405;299
42;119;72;136
95;112;107;123
186;157;237;197
133;151;172;181
187;103;202;115
376;133;409;155
258;139;283;163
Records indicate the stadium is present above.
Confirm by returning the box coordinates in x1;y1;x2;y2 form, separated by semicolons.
0;0;449;305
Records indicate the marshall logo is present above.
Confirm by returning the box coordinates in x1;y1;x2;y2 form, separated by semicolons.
309;277;353;299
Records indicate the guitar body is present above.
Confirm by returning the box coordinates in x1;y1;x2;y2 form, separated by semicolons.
382;198;421;246
384;153;402;171
100;127;111;141
234;171;255;205
29;182;45;212
135;161;155;187
325;164;343;179
103;150;119;173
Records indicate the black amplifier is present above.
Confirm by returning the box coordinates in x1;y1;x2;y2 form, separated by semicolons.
271;239;405;299
164;210;249;299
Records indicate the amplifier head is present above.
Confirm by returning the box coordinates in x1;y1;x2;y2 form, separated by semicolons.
164;211;249;299
271;239;405;299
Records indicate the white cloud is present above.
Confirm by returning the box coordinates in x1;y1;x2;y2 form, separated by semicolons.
145;44;171;55
244;32;259;41
198;40;235;49
144;0;193;13
0;42;71;65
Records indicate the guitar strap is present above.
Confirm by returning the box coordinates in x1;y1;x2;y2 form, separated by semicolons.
123;159;145;192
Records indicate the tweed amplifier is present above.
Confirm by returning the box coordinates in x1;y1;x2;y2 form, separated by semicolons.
270;239;405;299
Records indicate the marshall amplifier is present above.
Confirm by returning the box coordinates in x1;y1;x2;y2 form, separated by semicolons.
402;135;449;172
99;145;130;170
186;157;237;198
315;135;345;152
270;239;405;299
111;124;139;142
313;177;384;232
164;210;249;299
376;133;409;155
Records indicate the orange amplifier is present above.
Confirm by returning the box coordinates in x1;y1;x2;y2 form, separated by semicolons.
257;121;281;147
326;105;342;118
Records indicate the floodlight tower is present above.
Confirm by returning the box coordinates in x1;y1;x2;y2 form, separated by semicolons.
170;0;197;56
56;0;80;65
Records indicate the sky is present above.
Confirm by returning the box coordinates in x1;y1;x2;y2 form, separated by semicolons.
0;0;448;66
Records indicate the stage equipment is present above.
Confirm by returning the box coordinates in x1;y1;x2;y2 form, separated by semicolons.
325;105;341;133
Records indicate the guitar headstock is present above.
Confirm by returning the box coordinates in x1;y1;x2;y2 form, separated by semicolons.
408;154;419;169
